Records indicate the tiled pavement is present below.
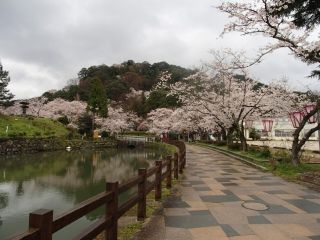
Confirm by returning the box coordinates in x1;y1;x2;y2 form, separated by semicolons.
136;144;320;240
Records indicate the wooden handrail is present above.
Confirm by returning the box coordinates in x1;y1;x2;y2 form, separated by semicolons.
117;195;140;218
8;228;39;240
8;140;186;240
146;166;158;177
73;217;112;240
53;192;113;233
118;175;142;193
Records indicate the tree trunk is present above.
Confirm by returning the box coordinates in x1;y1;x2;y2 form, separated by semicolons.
291;141;301;166
226;127;235;145
226;131;232;145
221;128;227;141
239;131;248;151
291;129;301;166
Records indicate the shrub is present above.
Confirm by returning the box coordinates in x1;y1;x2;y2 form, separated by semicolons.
66;130;80;140
57;116;69;125
27;116;35;120
77;113;93;136
214;141;227;146
227;142;241;150
7;132;27;138
198;140;214;144
44;131;52;136
168;132;179;140
248;145;260;153
101;131;109;138
259;146;271;158
33;131;41;137
249;128;261;140
272;149;291;163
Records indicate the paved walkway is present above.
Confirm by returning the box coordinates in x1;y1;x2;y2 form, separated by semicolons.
136;144;320;240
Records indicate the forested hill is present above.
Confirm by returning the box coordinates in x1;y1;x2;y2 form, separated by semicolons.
41;60;195;117
43;60;195;102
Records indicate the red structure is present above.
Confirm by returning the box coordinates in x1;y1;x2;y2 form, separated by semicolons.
288;111;305;128
262;119;273;132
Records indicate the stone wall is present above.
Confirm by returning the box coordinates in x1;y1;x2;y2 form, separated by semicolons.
0;138;117;155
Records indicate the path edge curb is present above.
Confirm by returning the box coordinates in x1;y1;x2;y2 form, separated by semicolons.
191;143;268;171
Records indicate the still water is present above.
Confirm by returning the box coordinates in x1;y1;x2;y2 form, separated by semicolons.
0;147;166;239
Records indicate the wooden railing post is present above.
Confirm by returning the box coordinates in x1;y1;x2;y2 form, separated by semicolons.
166;156;172;189
138;168;147;220
173;153;179;180
105;182;119;240
29;209;53;240
155;160;162;201
179;154;183;174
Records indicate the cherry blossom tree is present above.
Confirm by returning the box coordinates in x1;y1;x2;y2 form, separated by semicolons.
1;97;87;123
40;98;88;123
166;51;298;151
289;94;319;165
1;95;141;138
146;108;174;135
146;106;214;142
218;0;320;78
217;0;320;164
96;106;140;134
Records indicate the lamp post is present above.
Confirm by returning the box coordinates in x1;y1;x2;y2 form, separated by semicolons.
19;101;29;116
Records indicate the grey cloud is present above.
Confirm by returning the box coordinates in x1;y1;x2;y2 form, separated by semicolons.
0;0;316;99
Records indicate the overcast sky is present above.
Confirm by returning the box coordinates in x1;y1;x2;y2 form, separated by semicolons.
0;0;319;99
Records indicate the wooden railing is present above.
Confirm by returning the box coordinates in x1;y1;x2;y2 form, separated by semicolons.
8;141;186;240
166;140;186;173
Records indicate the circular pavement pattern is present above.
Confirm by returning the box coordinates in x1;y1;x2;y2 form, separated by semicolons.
241;201;269;211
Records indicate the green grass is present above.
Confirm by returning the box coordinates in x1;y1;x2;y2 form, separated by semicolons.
0;115;70;138
145;142;179;155
193;142;320;181
274;163;320;180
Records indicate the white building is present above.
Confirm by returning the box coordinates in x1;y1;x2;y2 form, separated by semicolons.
247;117;319;141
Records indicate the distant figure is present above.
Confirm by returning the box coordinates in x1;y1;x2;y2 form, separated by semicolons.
209;134;216;141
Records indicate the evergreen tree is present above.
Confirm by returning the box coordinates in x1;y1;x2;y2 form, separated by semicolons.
87;78;108;117
270;0;320;29
0;62;14;107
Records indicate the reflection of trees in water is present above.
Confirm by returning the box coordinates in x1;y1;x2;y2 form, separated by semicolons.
16;181;24;196
0;148;165;222
0;151;75;182
35;149;158;189
0;192;8;209
0;147;171;229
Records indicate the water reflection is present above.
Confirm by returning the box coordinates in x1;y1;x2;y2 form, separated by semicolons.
0;147;165;239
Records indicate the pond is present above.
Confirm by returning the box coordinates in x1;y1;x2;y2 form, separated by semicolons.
0;146;168;239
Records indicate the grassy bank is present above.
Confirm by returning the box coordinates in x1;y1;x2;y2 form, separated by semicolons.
0;115;69;138
145;142;178;155
194;142;320;181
